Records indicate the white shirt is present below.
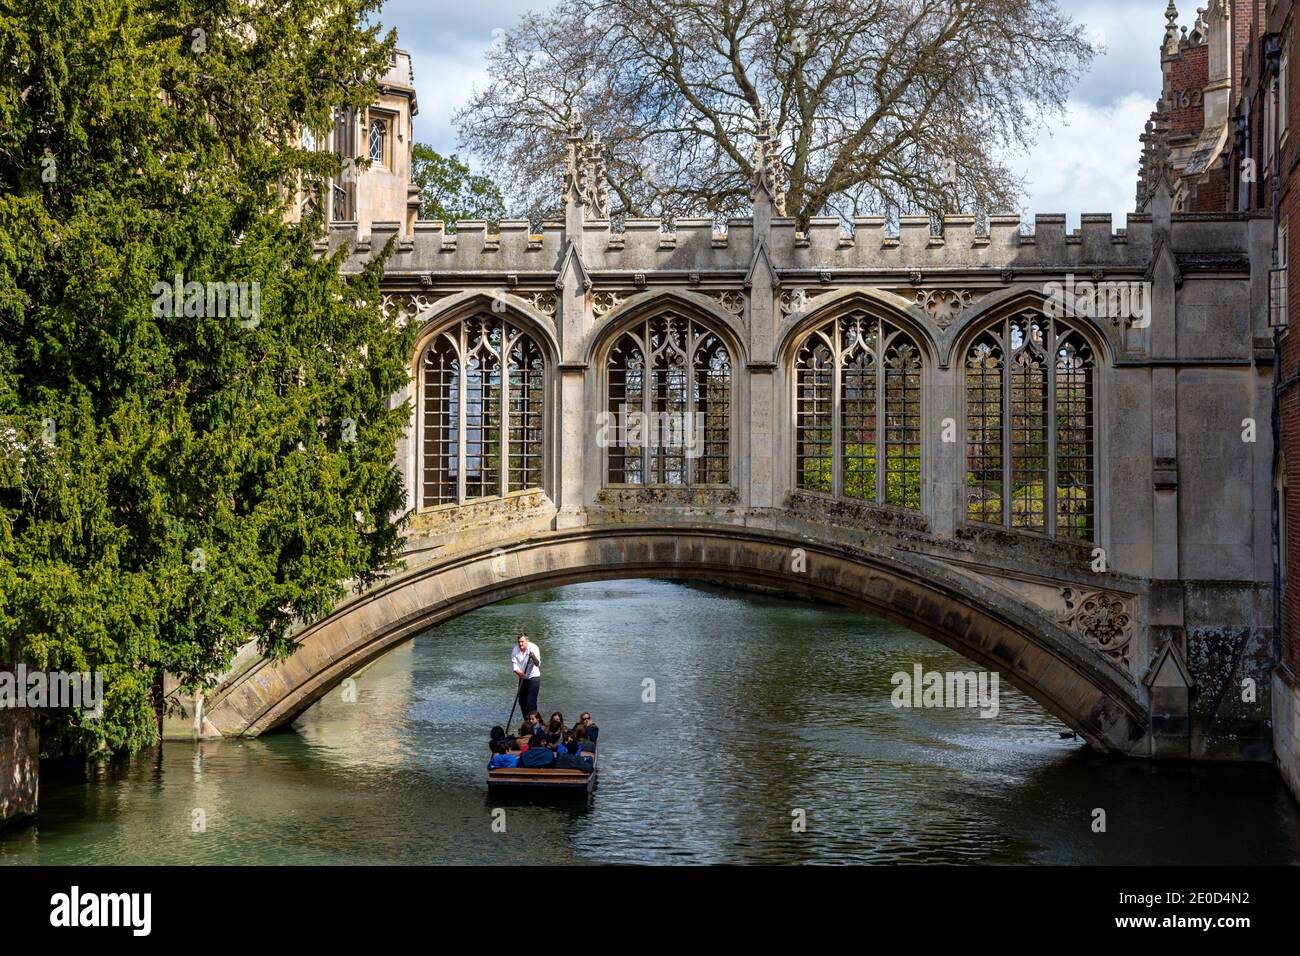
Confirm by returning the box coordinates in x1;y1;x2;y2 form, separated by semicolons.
512;642;541;679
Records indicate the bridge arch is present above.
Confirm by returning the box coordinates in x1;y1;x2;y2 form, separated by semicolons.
204;527;1150;754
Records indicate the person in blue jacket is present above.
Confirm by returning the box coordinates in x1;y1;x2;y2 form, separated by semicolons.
488;740;518;769
569;725;595;771
518;734;555;767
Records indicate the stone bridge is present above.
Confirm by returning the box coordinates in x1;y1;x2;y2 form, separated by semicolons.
202;137;1277;760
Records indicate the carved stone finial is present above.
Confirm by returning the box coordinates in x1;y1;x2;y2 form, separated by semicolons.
563;117;609;219
751;108;787;216
1136;101;1174;210
1163;1;1181;56
583;132;609;217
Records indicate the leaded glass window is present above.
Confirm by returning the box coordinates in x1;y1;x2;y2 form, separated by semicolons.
605;314;731;486
793;311;922;509
422;316;545;507
964;311;1095;539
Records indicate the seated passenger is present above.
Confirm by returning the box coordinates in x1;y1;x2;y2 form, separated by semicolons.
555;733;581;768
567;726;595;770
516;719;534;743
572;724;594;753
488;740;519;769
527;711;545;736
545;712;566;746
490;725;517;752
518;734;555;767
578;712;599;743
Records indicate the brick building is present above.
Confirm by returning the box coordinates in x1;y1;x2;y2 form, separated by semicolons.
1226;0;1300;804
1136;1;1258;213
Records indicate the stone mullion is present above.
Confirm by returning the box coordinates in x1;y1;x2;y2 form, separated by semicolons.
686;321;698;487
643;320;655;486
456;327;468;506
875;322;887;506
498;329;510;499
1002;320;1013;528
832;332;844;499
1046;322;1060;538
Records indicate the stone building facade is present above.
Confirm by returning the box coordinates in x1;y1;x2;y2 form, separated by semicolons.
1150;0;1300;801
1243;0;1300;804
288;49;421;239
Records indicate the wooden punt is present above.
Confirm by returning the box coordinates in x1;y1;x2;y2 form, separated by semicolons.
487;750;598;794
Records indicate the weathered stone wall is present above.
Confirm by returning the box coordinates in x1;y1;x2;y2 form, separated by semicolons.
0;703;38;830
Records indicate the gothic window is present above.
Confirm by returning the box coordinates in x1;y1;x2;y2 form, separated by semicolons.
368;115;389;167
605;314;731;486
298;125;327;220
793;311;922;509
422;316;545;507
963;311;1096;539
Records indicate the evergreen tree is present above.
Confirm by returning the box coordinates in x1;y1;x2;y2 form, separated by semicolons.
0;0;414;754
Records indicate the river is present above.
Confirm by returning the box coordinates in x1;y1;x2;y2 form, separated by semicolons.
3;579;1299;865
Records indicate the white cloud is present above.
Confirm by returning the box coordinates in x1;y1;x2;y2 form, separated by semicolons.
1015;93;1157;227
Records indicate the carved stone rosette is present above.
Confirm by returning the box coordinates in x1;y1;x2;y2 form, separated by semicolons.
707;290;746;316
381;292;448;326
780;288;832;316
592;290;627;318
912;289;977;329
1057;587;1133;666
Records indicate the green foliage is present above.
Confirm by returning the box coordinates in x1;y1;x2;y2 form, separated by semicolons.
800;442;921;508
411;144;506;228
964;478;1091;534
0;0;413;755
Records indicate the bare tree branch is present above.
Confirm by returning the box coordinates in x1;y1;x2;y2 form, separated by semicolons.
454;0;1096;226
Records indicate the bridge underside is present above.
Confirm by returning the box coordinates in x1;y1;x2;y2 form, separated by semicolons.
204;526;1152;755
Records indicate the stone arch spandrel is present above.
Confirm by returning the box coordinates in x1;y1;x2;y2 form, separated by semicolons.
585;288;749;369
776;287;938;368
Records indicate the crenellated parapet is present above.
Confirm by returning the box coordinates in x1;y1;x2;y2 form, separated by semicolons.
328;209;1262;280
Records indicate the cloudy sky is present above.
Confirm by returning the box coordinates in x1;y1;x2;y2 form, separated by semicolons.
378;0;1171;226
